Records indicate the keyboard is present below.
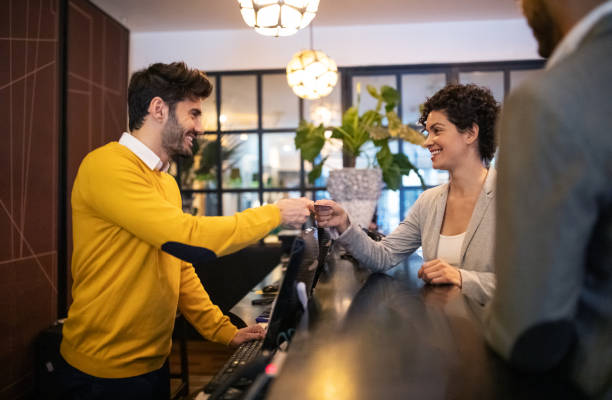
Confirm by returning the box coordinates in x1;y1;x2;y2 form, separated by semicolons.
204;338;264;394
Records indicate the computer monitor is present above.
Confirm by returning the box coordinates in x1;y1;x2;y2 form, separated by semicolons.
295;228;320;294
310;227;332;295
261;237;305;351
294;225;333;295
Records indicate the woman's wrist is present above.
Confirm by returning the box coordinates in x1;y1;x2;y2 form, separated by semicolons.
337;214;350;234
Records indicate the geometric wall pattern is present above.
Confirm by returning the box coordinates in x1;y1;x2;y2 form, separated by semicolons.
0;0;128;397
0;1;60;398
65;0;129;306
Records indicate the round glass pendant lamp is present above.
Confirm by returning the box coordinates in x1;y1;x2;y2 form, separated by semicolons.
237;0;320;37
286;49;338;99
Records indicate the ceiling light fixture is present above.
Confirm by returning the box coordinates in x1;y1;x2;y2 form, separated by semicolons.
286;24;338;100
237;0;320;37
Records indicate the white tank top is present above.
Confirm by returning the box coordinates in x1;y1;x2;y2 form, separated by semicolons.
436;232;466;266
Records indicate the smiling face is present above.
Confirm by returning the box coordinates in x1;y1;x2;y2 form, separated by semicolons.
423;110;476;171
161;98;203;158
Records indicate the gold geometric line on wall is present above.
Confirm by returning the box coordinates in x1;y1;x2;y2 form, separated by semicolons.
68;71;122;96
0;61;55;92
0;250;57;266
104;94;124;135
0;199;58;293
21;1;45;258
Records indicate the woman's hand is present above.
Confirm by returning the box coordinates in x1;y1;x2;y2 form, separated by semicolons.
418;259;462;287
313;200;350;233
229;324;266;347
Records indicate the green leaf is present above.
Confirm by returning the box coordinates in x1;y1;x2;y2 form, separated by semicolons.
300;136;326;162
392;152;414;170
330;127;345;139
368;127;390;141
366;85;382;100
371;137;389;147
376;145;393;169
393;153;427;189
307;157;327;183
295;120;326;162
361;110;381;127
332;127;358;157
398;125;427;145
381;85;400;107
342;107;359;131
382;164;401;190
386;112;402;136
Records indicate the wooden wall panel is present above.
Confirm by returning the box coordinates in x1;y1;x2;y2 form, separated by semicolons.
1;0;128;397
65;0;129;306
0;0;60;398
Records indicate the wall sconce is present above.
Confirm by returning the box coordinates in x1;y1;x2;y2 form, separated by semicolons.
237;0;320;37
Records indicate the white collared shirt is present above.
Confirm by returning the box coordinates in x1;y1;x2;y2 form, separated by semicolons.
547;0;612;69
118;132;169;172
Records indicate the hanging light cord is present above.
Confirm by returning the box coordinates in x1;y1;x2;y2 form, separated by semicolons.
309;23;314;50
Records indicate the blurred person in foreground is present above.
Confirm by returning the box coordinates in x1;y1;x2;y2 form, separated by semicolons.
316;84;500;305
58;61;312;399
484;0;612;397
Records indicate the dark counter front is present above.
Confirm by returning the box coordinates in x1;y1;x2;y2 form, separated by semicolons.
266;249;584;400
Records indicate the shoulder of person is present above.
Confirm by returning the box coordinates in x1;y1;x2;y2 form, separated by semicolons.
417;183;448;205
90;142;148;168
80;142;149;183
83;142;125;165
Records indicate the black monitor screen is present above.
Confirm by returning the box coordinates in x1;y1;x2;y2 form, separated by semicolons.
261;237;305;351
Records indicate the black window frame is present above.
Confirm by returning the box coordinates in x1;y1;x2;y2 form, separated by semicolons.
175;59;545;220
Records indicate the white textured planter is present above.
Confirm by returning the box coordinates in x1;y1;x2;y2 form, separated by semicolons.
327;168;383;229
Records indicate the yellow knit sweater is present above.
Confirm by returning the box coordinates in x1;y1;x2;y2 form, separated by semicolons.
61;142;280;378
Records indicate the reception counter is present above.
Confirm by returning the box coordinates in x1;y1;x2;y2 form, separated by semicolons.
264;249;584;399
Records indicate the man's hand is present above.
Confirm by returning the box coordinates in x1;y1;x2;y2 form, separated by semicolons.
276;197;313;228
313;200;350;233
418;259;462;287
229;325;266;348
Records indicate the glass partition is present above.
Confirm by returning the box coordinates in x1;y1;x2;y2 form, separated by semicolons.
262;73;299;129
263;133;301;188
220;75;258;131
202;75;217;132
222;192;260;215
175;60;544;230
221;133;259;189
352;75;396;115
401;73;446;125
459;71;504;102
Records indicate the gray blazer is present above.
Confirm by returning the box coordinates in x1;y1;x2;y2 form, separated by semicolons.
485;14;612;398
337;169;496;305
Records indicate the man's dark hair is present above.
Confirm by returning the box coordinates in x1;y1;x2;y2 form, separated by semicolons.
128;62;213;131
418;83;500;165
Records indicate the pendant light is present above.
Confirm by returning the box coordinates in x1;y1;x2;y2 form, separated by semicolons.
237;0;320;37
286;24;338;99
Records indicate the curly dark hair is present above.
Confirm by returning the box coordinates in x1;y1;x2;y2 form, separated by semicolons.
418;83;500;165
128;62;213;131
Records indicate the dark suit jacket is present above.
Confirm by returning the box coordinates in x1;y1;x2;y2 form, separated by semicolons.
485;13;612;398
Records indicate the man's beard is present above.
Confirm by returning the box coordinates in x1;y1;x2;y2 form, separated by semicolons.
522;0;564;58
161;110;195;158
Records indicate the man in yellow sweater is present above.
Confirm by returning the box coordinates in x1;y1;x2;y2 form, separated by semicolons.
58;62;312;399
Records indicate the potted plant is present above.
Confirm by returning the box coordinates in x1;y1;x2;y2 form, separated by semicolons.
295;84;426;227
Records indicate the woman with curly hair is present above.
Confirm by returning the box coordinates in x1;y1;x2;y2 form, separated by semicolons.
315;84;500;304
